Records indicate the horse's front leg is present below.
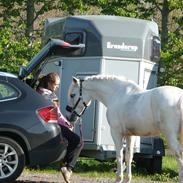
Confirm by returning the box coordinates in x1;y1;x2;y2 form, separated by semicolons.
124;136;136;183
110;128;124;183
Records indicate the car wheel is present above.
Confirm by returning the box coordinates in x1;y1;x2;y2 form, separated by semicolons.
0;136;25;183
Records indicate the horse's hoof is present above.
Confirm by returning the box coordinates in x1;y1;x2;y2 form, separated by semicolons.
124;177;131;183
114;178;122;183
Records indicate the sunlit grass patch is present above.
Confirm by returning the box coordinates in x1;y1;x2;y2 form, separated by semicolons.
25;153;179;182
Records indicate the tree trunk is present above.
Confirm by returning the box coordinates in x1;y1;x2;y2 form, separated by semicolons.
161;0;169;49
26;0;35;40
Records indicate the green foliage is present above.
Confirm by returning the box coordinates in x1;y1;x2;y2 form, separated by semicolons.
0;22;41;74
0;0;182;87
158;33;183;88
56;0;88;15
82;0;139;17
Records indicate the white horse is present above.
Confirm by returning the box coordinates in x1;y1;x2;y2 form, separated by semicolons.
65;75;183;183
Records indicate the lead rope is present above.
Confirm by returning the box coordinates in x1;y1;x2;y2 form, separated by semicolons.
78;80;84;146
78;117;84;144
68;117;84;168
78;79;84;142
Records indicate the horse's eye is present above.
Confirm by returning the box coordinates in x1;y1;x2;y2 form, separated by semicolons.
70;94;75;98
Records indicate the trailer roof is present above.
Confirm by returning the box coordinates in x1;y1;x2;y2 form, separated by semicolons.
45;15;158;35
43;15;160;59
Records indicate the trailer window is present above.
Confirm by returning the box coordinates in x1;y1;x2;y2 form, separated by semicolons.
64;31;86;56
151;36;160;62
65;32;83;45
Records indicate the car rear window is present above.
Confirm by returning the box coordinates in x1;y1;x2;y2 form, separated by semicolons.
0;82;19;101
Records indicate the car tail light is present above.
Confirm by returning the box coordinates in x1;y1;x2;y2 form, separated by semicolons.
37;106;59;123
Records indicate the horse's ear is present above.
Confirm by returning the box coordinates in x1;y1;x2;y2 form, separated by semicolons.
72;77;79;84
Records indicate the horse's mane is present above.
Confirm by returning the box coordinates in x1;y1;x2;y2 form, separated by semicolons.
83;75;143;93
85;75;125;81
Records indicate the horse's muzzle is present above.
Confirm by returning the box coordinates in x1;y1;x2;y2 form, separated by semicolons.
69;113;78;123
65;105;78;123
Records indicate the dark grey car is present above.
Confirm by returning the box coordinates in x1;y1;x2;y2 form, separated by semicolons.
0;72;67;183
0;39;83;183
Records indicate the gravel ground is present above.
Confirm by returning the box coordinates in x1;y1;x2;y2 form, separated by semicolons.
16;171;173;183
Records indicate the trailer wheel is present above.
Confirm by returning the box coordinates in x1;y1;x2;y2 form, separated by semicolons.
147;156;162;174
0;136;25;183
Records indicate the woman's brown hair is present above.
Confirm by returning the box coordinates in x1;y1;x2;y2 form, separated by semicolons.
37;72;60;89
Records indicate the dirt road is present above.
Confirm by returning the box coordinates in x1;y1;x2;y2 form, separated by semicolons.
16;171;171;183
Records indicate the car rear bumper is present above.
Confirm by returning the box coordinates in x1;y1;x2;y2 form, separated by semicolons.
28;133;67;166
27;124;67;166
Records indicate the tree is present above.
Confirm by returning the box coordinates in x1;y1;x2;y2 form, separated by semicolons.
0;0;89;40
0;0;182;85
135;0;183;87
0;0;90;73
0;22;40;74
0;0;58;40
136;0;183;49
159;32;183;87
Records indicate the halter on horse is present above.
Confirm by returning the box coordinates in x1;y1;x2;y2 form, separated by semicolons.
66;75;183;183
66;79;89;121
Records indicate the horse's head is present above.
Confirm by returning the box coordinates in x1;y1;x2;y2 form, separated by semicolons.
66;77;92;123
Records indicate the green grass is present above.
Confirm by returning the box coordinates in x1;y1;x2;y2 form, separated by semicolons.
134;155;178;182
26;154;179;182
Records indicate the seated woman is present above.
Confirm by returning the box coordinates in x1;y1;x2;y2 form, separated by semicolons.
36;72;83;183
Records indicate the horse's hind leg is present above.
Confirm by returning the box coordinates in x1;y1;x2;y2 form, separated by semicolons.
162;110;183;182
123;136;136;183
165;131;183;183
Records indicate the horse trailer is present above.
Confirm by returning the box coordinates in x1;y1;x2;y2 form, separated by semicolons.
20;15;165;173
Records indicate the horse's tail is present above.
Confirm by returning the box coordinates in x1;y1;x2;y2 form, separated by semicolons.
179;96;183;150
